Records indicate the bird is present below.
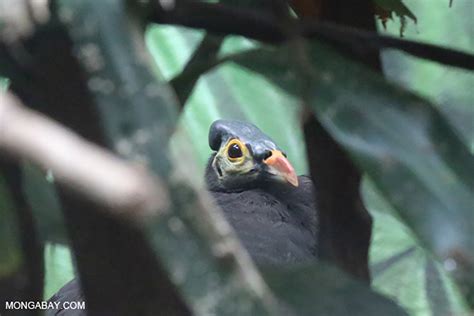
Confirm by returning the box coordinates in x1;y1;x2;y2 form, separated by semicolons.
205;119;318;265
46;119;318;315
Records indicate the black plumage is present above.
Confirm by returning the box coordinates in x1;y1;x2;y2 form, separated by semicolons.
46;119;318;315
209;175;317;264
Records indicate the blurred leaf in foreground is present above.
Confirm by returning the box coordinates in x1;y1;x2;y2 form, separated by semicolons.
262;263;407;316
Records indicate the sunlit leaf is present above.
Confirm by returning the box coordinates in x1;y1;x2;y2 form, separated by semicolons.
147;25;307;174
365;178;470;314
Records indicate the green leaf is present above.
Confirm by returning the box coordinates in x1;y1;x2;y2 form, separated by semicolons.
366;180;470;315
262;263;408;315
147;25;307;174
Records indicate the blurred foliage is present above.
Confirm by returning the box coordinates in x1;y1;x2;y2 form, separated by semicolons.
365;180;470;315
0;0;472;314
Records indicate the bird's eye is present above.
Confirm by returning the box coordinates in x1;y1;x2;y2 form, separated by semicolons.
228;143;243;159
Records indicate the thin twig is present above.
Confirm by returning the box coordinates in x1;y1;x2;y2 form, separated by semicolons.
150;1;474;70
0;91;169;221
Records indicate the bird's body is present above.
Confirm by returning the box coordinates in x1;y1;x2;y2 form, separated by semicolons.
46;119;318;315
209;175;317;265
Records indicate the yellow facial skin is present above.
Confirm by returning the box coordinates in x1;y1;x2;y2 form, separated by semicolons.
212;138;256;179
212;138;299;187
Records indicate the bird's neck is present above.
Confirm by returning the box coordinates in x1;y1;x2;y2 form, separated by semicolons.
205;154;298;198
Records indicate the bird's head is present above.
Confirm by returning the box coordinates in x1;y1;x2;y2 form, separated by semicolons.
206;119;298;191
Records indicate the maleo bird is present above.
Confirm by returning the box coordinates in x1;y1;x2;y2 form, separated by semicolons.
46;120;318;315
206;119;318;265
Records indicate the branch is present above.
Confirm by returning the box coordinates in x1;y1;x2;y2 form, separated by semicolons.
0;91;168;221
301;0;376;283
150;1;474;71
170;33;224;106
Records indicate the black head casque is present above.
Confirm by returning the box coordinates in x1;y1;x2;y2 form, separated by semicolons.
206;119;298;192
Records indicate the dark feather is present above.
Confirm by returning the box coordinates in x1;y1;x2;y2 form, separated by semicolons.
209;175;318;265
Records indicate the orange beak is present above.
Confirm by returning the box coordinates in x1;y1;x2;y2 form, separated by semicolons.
263;150;299;187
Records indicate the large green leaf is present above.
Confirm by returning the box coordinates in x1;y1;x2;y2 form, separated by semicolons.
364;179;470;315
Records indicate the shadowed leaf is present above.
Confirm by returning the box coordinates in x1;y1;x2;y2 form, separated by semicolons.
262;263;408;315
